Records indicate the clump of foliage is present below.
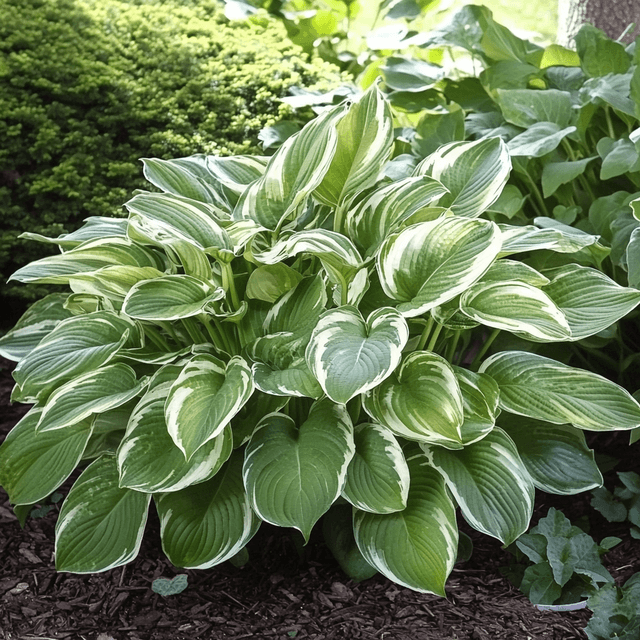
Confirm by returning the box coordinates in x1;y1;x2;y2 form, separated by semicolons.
505;507;619;606
591;471;640;539
586;572;640;640
2;87;640;594
0;0;343;320
365;5;640;392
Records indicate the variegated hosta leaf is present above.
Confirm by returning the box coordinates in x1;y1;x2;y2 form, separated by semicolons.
12;311;142;403
156;450;260;569
459;281;571;342
165;354;254;460
36;363;148;433
55;455;151;573
377;217;501;317
243;399;355;541
21;216;128;250
342;423;410;514
499;414;603;495
230;391;288;448
9;237;166;284
362;352;464;448
498;221;606;256
345;176;448;256
542;264;640;340
117;383;233;493
0;294;73;362
232;104;347;231
480;351;640;431
314;84;394;209
142;155;231;210
422;427;534;546
206;155;269;208
454;367;500;445
0;408;92;505
431;296;480;331
69;266;165;306
353;445;458;595
245;264;303;303
122;274;224;321
414;138;511;218
252;229;364;305
125;191;232;251
306;306;409;404
252;359;323;399
478;260;550;287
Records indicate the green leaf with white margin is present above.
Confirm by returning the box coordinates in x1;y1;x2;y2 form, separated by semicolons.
542;264;640;341
117;383;233;493
165;354;254;460
345;176;449;257
454;367;500;445
342;423;409;514
243;399;355;541
507;123;577;158
155;450;260;569
362;352;464;448
0;408;92;505
0;294;73;362
306;306;409;404
377;217;501;317
69;266;164;304
142;155;230;209
480;351;640;431
12;311;142;403
20;216;128;250
36;363;148;433
9;237;166;284
122;274;224;321
245;264;303;303
206;155;269;209
353;444;458;595
499;414;603;495
414;138;511;218
232;104;347;231
478;260;550;287
55;455;151;573
252;358;323;399
422;427;534;545
314;84;394;208
459;280;571;342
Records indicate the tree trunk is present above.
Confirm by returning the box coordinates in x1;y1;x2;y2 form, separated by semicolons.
557;0;640;46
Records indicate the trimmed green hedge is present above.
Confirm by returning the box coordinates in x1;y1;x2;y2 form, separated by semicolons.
0;0;343;323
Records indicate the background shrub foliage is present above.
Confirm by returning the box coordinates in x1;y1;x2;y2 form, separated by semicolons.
2;86;640;594
0;0;343;322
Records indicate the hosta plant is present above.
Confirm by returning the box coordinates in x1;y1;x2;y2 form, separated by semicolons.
3;85;640;595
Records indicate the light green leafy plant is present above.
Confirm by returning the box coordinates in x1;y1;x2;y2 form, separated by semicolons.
2;86;640;594
505;507;620;606
585;572;640;640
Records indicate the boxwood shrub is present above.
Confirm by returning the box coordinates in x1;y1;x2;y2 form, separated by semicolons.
0;0;343;323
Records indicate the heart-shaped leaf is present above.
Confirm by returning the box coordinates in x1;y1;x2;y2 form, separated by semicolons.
55;455;151;572
155;450;260;569
243;399;355;541
342;423;410;514
306;306;409;404
353;445;458;595
152;574;189;596
377;217;501;317
363;352;464;448
480;351;640;431
165;354;254;460
422;427;534;545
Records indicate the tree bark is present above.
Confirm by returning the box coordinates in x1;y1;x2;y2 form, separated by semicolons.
557;0;640;46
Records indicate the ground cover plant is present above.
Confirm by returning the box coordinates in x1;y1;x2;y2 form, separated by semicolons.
0;0;343;322
2;85;640;596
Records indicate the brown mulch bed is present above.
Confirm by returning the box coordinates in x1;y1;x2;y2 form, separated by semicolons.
1;357;638;640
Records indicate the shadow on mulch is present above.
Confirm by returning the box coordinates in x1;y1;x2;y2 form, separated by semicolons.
1;357;637;640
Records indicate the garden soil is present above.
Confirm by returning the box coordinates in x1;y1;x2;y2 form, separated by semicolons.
1;357;638;640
